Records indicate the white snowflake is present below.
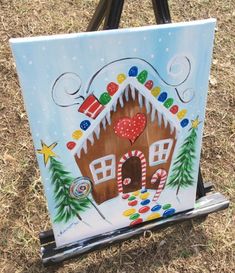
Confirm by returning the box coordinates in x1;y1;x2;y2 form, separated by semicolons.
42;46;46;51
151;54;155;59
165;48;169;52
133;48;137;52
158;38;162;42
143;36;147;40
72;56;77;61
100;58;105;62
28;60;33;65
168;32;172;36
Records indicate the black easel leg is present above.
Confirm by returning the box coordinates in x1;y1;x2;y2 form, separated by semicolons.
196;167;206;199
87;0;109;31
152;0;171;24
103;0;125;29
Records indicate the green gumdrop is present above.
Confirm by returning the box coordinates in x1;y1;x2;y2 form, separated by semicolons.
99;92;111;105
137;70;148;84
164;98;174;108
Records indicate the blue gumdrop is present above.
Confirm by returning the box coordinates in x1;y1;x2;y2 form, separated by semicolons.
151;204;161;212
141;199;150;206
163;208;176;217
80;120;91;131
128;66;138;77
141;189;147;193
158;92;168;102
180;118;189;128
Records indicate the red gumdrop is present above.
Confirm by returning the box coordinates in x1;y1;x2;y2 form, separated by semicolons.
145;80;153;90
67;141;76;150
138;206;150;213
130;218;143;226
128;200;138;206
170;105;179;114
107;82;119;96
122;194;130;199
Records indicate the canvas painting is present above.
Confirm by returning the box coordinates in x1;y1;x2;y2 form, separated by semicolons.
10;18;216;247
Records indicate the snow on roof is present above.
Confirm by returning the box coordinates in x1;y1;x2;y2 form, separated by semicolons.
66;60;190;157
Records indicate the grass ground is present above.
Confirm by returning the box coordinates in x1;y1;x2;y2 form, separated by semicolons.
0;0;234;272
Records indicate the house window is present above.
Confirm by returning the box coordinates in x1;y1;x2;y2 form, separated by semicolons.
89;155;116;184
149;138;173;166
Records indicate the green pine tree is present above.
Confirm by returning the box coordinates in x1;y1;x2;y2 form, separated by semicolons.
49;157;90;223
168;118;200;195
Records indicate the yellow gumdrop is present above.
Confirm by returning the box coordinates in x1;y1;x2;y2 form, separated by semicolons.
123;208;136;217
151;86;161;97
140;192;150;200
72;130;83;140
132;190;140;196
177;109;187;120
147;213;161;221
117;73;126;84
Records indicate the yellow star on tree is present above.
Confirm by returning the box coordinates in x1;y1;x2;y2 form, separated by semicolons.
191;116;201;129
37;141;58;166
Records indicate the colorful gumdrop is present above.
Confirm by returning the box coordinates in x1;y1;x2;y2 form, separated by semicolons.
128;196;136;201
162;203;171;210
138;206;150;213
130;218;143;226
67;141;76;150
129;213;140;220
145;80;153;90
99;92;111;105
151;86;161;97
151;204;161;211
128;66;138;77
147;213;161;220
141;199;150;205
117;73;126;84
122;193;130;199
72;130;83;140
107;82;119;96
137;70;148;84
80;120;91;131
158;92;168;102
180;118;189;128
163;208;176;217
123;208;136;216
170;105;178;114
164;98;174;108
128;200;138;206
177;109;187;120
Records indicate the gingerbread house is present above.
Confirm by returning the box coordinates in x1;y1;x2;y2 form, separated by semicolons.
69;63;190;205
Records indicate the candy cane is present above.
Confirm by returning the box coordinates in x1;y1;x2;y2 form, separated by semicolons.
152;169;168;202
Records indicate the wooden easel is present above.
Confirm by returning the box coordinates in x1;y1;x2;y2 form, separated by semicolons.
39;0;229;266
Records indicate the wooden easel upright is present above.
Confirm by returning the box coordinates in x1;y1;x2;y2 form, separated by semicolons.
39;0;229;266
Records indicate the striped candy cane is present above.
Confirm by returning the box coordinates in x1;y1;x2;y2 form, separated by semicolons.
152;169;168;202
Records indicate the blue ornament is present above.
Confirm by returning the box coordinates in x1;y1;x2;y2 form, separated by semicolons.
141;199;150;206
80;120;91;131
158;92;168;102
180;118;189;128
141;189;147;193
163;208;175;217
151;204;161;212
128;66;138;77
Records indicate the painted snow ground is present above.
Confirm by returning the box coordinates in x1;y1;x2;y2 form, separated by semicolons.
55;187;195;247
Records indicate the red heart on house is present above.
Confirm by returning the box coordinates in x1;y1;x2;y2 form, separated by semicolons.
114;113;147;144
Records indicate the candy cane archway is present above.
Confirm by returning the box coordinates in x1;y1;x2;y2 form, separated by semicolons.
117;150;146;193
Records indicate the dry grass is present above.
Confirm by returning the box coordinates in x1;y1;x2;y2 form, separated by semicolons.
0;0;234;272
